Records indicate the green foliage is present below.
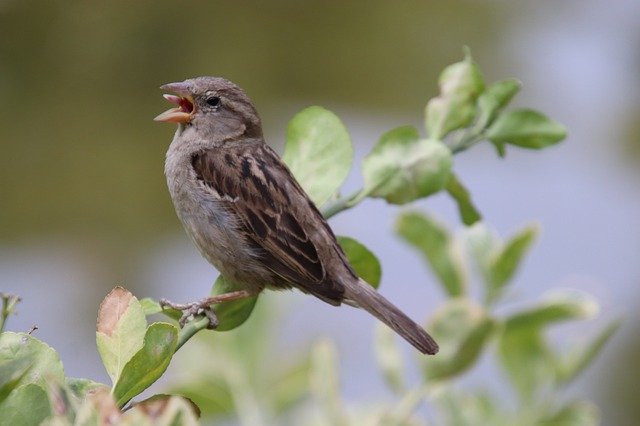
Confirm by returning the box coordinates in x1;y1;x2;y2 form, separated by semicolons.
0;49;615;425
210;276;259;332
337;236;382;289
396;212;467;297
424;299;495;381
445;173;482;226
111;323;178;407
283;106;353;207
425;49;485;140
96;287;147;384
362;128;453;204
487;109;567;149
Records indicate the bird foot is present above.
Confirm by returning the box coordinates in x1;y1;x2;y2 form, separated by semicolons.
159;290;252;330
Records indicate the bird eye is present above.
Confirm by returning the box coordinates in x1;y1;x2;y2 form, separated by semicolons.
206;96;221;108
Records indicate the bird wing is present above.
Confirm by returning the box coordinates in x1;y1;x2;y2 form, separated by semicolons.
190;142;345;304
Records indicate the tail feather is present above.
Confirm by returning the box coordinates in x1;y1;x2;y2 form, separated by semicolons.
344;279;438;355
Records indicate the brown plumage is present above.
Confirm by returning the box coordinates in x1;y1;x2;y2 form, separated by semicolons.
157;76;438;354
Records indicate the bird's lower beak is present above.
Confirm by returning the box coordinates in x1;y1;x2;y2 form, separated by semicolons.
154;81;195;123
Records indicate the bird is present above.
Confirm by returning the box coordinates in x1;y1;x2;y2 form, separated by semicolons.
155;77;438;355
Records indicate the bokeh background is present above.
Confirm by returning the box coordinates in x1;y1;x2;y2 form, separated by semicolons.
1;0;639;424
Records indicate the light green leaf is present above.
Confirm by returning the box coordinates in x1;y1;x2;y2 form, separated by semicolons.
123;395;200;426
0;357;32;403
112;322;178;408
464;223;500;278
0;383;51;426
269;357;311;414
556;319;620;386
486;109;567;149
211;275;259;332
142;297;181;321
66;377;109;401
498;323;554;402
423;299;495;381
506;290;599;330
374;323;406;393
486;225;538;304
539;400;600;426
476;78;521;129
336;236;381;289
363;126;452;205
283;106;353;207
310;339;347;425
445;173;482;225
498;290;599;402
0;332;64;390
396;212;466;297
436;390;506;426
425;50;485;139
171;376;234;418
140;297;162;316
72;388;119;426
96;287;147;385
43;381;77;425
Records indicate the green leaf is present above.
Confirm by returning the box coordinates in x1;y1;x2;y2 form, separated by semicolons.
425;50;485;139
72;388;119;426
283;106;353;207
211;275;259;331
141;297;181;321
0;383;51;426
539;401;599;426
123;395;200;425
498;323;554;402
464;223;500;280
112;322;179;408
0;332;64;390
435;390;505;426
65;377;109;401
486;225;538;304
44;380;77;424
445;173;482;225
336;236;381;289
506;290;599;330
269;358;312;414
96;287;147;385
396;212;466;297
423;299;495;381
374;323;406;393
476;78;521;129
140;297;162;316
0;357;32;403
171;377;234;418
486;109;567;149
363;126;452;205
556;319;620;386
498;290;599;402
310;339;347;424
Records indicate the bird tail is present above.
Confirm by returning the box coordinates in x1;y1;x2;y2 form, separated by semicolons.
343;279;439;355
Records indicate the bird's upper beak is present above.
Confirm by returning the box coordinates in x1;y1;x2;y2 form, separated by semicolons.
154;81;195;123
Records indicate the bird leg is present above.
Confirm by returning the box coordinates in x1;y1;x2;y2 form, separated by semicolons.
159;290;253;329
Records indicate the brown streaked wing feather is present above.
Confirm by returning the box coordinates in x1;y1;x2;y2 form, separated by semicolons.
190;143;344;303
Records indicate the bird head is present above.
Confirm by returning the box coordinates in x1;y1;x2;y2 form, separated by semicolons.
155;76;262;141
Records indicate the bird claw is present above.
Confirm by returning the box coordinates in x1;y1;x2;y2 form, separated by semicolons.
159;290;251;330
159;298;219;330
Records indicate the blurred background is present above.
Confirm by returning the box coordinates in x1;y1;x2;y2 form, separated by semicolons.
1;0;639;424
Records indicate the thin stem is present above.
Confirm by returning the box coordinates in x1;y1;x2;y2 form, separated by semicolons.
0;293;20;334
175;316;210;351
321;188;368;219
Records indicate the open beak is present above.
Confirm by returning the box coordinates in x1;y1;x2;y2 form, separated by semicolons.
154;81;195;123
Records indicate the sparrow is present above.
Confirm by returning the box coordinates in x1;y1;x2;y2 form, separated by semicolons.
155;77;438;355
